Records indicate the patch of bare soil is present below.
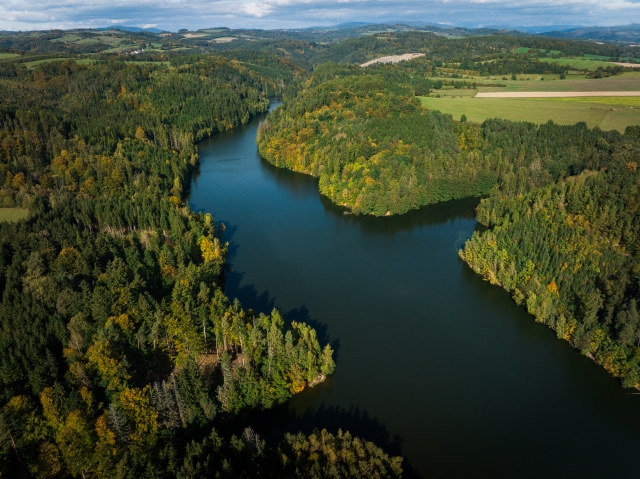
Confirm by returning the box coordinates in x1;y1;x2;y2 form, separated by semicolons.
361;53;425;68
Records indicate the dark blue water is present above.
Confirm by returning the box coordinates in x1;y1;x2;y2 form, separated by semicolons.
188;108;640;478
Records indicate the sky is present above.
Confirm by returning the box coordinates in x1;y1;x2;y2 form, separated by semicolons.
0;0;639;32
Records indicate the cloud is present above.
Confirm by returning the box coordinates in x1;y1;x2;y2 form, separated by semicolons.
0;0;639;31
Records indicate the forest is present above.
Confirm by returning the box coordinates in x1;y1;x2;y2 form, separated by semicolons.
0;56;403;477
257;60;640;387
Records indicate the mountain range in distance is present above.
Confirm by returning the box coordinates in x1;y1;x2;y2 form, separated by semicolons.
4;22;640;43
98;25;165;33
300;21;640;43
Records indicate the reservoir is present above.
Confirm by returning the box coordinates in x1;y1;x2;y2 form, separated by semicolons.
188;106;640;478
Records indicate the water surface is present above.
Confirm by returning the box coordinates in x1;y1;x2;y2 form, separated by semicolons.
189;109;640;478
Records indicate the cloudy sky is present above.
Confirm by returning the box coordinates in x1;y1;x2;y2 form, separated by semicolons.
1;0;639;32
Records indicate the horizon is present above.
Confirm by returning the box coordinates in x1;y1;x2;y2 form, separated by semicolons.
1;0;639;33
2;20;640;34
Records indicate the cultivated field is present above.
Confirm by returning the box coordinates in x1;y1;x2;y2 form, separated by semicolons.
419;95;639;132
476;91;640;98
476;72;640;93
23;58;70;69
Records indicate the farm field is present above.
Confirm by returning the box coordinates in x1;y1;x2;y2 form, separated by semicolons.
476;91;640;98
0;53;20;60
50;34;80;43
476;72;640;93
0;208;28;223
418;95;640;132
23;58;70;69
540;57;640;71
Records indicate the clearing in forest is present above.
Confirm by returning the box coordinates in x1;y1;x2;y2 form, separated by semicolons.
0;208;28;222
360;53;425;67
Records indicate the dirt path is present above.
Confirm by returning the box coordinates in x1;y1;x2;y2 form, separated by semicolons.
475;91;640;98
360;53;425;68
613;62;640;68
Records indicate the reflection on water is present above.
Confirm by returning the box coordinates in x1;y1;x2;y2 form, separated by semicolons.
189;107;640;479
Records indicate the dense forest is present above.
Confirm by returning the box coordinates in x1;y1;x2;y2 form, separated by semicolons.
0;56;404;477
257;63;630;215
461;125;640;387
257;61;640;388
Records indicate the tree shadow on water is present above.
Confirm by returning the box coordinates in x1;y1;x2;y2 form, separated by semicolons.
222;266;338;359
240;400;423;478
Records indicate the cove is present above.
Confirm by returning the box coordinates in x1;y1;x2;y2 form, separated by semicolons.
188;106;640;478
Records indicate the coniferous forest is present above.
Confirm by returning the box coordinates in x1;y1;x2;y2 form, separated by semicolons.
0;56;404;478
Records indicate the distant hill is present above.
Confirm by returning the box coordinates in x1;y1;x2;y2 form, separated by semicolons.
540;24;640;42
98;25;165;34
504;25;583;34
331;22;375;29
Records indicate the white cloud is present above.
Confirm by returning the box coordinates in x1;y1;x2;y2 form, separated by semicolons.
0;0;639;31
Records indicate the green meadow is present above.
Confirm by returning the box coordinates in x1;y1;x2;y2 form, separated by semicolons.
419;95;640;132
540;57;622;71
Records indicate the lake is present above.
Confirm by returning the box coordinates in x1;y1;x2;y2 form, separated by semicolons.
188;105;640;478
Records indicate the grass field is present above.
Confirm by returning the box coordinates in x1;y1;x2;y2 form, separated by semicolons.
0;208;28;223
100;36;125;44
546;96;640;107
540;57;619;71
102;44;138;53
475;72;640;93
418;95;639;132
50;34;80;43
76;38;102;45
0;53;20;60
23;58;70;69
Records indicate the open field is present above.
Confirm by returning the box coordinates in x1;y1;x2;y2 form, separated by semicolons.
476;91;640;98
209;37;236;43
0;208;28;223
361;53;425;67
102;44;138;53
23;58;70;69
418;95;639;132
50;34;80;43
540;57;628;71
76;38;102;45
614;62;640;68
477;72;640;93
0;53;20;60
546;96;640;107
